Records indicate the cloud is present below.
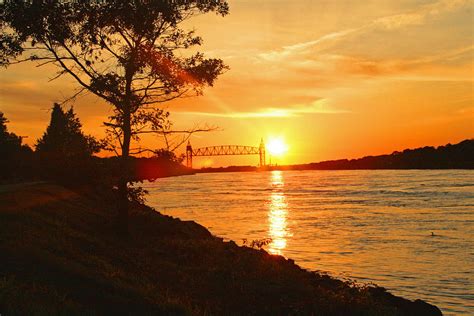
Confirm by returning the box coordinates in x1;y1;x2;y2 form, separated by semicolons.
257;29;357;62
328;45;474;79
410;44;474;64
256;0;471;62
255;44;474;84
178;99;350;118
373;0;470;30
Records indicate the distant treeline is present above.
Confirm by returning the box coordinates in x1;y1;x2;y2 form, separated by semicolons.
2;104;472;185
0;106;191;185
100;156;193;183
198;139;474;173
304;139;473;170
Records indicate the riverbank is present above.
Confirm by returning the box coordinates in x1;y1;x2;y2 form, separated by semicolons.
0;183;442;315
195;139;473;173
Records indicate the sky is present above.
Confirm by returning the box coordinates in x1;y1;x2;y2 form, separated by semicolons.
1;0;473;167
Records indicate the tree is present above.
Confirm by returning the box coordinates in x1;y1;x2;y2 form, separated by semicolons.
0;112;33;181
0;112;22;153
36;103;101;158
0;111;32;158
1;0;229;233
154;148;185;164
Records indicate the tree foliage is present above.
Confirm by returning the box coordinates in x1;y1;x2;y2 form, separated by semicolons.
154;148;184;163
36;103;101;158
1;0;229;155
0;112;33;181
1;0;229;232
0;112;22;153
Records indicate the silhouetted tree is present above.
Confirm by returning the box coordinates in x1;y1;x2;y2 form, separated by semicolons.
36;103;100;158
0;112;33;181
0;112;22;153
154;148;185;164
1;1;229;233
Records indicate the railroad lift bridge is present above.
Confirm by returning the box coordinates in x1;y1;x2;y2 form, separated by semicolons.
186;139;266;168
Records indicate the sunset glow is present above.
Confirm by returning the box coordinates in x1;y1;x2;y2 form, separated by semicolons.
1;1;472;314
1;0;472;167
267;138;288;157
268;171;289;255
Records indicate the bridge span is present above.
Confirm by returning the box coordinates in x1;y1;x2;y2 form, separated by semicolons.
186;139;266;168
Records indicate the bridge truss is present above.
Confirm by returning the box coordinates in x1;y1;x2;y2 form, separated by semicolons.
186;140;266;168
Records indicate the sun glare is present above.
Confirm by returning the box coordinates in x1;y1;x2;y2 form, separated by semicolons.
267;138;288;156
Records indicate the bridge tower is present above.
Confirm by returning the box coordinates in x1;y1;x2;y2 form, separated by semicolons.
186;141;193;168
259;138;266;167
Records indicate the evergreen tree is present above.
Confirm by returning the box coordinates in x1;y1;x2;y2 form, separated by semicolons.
0;112;33;181
0;112;24;156
36;104;100;158
2;0;228;234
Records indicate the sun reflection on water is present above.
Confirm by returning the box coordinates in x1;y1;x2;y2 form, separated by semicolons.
268;170;290;255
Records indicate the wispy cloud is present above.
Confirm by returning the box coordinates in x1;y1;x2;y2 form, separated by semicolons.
257;0;471;62
258;29;356;62
373;0;470;30
178;99;350;118
327;45;474;79
410;44;474;64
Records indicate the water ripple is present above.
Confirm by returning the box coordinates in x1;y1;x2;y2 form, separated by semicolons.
144;170;474;315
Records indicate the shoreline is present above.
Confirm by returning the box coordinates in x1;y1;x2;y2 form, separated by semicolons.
194;166;474;175
0;183;443;315
189;139;473;173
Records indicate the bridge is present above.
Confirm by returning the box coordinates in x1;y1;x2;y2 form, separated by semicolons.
186;139;266;168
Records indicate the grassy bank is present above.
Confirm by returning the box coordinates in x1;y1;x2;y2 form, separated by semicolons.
0;183;442;315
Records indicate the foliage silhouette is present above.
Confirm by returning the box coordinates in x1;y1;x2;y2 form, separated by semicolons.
33;103;104;187
154;148;185;164
1;0;229;233
0;112;22;153
36;103;101;158
0;112;33;182
304;139;474;170
198;139;474;173
242;238;273;250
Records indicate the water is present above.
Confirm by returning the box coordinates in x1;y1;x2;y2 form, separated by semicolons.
144;170;474;315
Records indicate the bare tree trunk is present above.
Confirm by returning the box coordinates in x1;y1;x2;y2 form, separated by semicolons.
117;59;135;236
117;109;131;236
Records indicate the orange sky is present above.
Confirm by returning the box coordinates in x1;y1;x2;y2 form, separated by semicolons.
1;0;473;167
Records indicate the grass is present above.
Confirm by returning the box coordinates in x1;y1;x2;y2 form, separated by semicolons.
0;183;442;315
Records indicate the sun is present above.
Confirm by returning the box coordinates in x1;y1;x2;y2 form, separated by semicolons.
267;138;288;156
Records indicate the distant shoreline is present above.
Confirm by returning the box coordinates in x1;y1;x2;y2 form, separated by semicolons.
195;165;474;174
194;139;474;173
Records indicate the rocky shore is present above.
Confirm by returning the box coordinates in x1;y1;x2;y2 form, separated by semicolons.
0;183;442;315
